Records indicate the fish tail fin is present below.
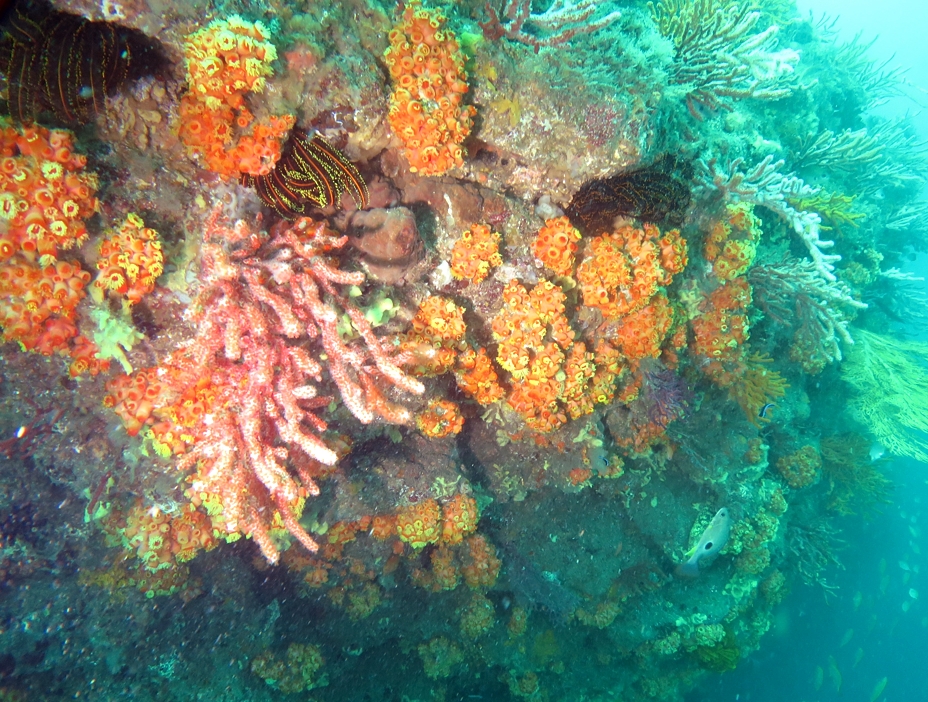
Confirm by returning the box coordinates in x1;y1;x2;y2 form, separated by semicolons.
676;560;699;578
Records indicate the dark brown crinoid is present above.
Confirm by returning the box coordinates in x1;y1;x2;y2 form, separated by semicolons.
566;154;693;235
0;0;167;125
241;129;369;219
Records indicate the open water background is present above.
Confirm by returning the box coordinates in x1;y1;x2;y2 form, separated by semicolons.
690;3;928;699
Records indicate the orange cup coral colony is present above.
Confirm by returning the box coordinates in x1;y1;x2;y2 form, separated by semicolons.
0;119;98;264
532;216;582;277
704;202;761;281
416;398;465;438
441;493;479;544
450;223;502;284
576;223;687;321
396;499;442;549
399;219;690;439
0;120;105;368
94;213;164;306
178;15;295;178
401;295;468;376
384;0;477;176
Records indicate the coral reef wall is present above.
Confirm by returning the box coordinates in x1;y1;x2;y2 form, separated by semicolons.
0;0;925;700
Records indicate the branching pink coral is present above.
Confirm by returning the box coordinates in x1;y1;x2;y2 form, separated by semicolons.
107;210;423;563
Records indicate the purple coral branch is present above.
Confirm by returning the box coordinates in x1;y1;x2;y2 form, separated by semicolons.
480;0;622;53
643;367;691;429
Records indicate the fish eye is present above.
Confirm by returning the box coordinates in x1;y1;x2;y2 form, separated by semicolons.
704;541;714;550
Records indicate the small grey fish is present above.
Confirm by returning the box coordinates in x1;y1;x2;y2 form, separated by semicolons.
677;507;731;577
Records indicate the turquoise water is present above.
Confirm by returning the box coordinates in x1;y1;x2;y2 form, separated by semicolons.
0;0;926;700
695;456;928;702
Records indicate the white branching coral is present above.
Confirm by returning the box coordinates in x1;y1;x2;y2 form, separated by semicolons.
649;0;800;118
794;128;883;171
749;259;867;373
699;155;841;281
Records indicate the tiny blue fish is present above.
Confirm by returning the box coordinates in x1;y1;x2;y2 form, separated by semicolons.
759;402;776;419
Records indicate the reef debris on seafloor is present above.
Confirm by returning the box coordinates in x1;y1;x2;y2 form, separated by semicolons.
0;0;924;699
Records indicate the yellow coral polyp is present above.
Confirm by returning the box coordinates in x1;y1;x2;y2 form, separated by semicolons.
48;220;67;238
0;194;15;220
41;161;63;180
102;270;127;291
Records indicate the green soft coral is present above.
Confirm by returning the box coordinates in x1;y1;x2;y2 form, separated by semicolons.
337;286;398;339
843;329;928;462
90;307;144;374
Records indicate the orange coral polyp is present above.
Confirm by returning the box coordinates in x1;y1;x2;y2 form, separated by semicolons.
179;17;294;179
385;1;476;176
396;499;442;549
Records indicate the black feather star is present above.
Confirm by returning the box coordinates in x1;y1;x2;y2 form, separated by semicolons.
566;154;693;235
241;129;369;219
0;0;166;125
